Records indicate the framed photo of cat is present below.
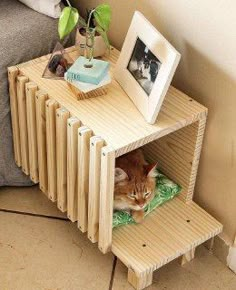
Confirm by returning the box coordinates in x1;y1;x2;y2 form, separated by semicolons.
114;11;181;124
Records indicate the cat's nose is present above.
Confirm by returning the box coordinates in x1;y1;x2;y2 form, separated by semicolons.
138;201;145;208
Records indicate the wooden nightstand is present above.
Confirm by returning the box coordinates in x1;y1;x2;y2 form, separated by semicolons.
8;46;222;290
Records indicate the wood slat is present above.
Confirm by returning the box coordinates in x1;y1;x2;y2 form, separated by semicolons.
46;99;59;202
56;108;70;212
77;127;93;232
88;136;104;243
112;198;223;276
35;90;48;194
17;75;29;175
26;82;38;183
67;117;81;222
98;146;115;254
8;67;21;167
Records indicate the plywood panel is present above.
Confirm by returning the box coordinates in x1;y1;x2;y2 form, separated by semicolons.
112;198;223;276
143;118;206;201
19;49;207;158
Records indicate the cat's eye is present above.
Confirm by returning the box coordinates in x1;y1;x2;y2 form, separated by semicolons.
144;192;151;198
128;192;136;199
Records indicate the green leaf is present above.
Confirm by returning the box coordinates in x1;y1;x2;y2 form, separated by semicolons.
94;4;111;31
95;26;110;50
58;7;79;39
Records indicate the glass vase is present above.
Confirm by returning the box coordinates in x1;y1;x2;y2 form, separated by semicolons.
84;27;95;68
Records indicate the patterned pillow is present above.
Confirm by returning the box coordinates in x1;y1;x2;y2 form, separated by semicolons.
19;0;61;18
113;172;181;228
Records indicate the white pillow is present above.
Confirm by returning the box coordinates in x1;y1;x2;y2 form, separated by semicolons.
19;0;62;18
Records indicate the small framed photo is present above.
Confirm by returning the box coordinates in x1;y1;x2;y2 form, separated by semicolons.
114;11;181;124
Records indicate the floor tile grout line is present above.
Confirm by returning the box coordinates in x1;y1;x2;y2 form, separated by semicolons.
1;208;119;288
0;208;69;222
109;255;117;290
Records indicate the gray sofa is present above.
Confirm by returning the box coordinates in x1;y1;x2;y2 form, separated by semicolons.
0;0;72;186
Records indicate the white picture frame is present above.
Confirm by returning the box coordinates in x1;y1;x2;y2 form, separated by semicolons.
114;11;181;124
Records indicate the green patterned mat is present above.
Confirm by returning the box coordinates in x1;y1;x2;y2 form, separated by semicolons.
113;172;181;228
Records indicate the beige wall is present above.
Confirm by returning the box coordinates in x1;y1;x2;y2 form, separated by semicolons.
74;0;236;244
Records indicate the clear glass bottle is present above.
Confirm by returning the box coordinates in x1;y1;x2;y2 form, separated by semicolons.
84;27;95;68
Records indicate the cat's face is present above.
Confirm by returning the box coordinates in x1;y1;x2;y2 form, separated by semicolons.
114;165;157;211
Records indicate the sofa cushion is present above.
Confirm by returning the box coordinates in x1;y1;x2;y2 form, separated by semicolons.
0;0;73;186
18;0;62;18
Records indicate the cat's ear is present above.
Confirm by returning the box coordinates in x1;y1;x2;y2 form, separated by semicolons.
144;163;158;178
115;168;129;183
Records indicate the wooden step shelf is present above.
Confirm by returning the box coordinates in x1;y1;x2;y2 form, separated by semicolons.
112;198;222;281
8;46;223;290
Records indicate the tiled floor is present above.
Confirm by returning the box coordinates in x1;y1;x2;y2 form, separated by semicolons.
0;185;236;290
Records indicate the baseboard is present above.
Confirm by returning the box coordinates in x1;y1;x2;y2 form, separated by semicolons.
227;238;236;273
205;234;236;274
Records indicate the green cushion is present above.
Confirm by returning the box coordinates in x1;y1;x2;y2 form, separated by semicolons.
112;172;181;228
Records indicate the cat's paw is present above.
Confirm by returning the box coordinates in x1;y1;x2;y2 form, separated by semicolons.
132;210;145;223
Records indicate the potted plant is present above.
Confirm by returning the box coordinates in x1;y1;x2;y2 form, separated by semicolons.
76;8;108;59
58;1;111;67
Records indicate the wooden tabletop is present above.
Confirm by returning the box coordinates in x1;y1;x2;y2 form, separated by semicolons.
18;46;207;157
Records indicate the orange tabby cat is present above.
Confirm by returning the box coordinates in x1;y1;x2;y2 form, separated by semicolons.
114;149;157;223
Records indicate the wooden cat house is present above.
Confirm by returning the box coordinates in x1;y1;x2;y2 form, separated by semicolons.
8;46;222;290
